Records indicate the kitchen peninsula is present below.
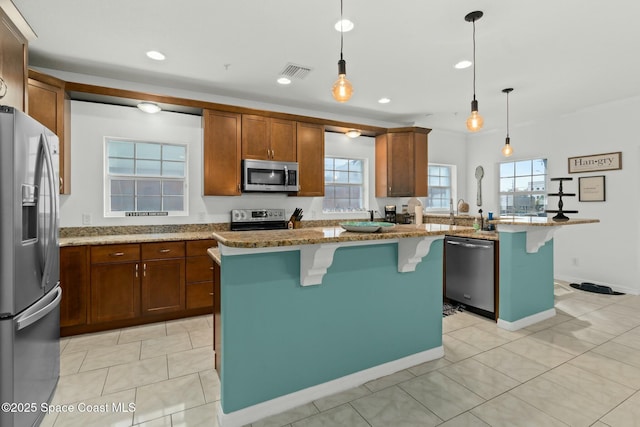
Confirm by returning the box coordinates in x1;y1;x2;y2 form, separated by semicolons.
210;224;464;427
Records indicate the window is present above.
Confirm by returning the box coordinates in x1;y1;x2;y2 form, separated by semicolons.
323;157;365;212
499;158;547;216
426;164;455;210
105;138;188;216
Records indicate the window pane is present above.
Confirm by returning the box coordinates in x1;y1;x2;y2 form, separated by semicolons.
349;172;362;184
163;181;184;196
323;157;366;213
137;196;162;211
109;158;134;174
138;180;161;196
533;159;547;175
136;143;161;160
163;145;186;161
325;171;335;183
324;158;334;170
108;141;134;158
111;195;134;211
349;160;362;172
500;178;514;192
136;160;161;175
162;161;185;177
439;176;450;187
531;175;546;191
500;162;514;177
162;196;183;211
111;179;134;195
334;159;349;171
350;186;362;201
429;176;441;186
335;186;349;199
325;185;335;198
515;176;532;191
334;171;349;184
515;160;532;176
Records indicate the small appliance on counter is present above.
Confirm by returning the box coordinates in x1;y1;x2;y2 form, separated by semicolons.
384;205;396;223
230;208;289;231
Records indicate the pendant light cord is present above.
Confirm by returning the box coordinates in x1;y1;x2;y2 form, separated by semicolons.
506;91;510;137
340;0;344;61
472;19;477;101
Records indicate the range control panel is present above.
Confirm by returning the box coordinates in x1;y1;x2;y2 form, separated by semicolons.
231;208;286;223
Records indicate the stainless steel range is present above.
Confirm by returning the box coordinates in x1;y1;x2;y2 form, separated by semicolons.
230;208;288;231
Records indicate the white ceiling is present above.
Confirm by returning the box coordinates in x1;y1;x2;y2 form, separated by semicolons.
13;0;640;133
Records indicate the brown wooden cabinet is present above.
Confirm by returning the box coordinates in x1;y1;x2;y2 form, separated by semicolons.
203;109;242;196
141;242;185;315
213;260;221;374
295;122;325;196
242;115;296;161
90;244;141;324
186;239;216;310
375;128;430;197
59;246;89;328
0;7;28;111
27;69;71;194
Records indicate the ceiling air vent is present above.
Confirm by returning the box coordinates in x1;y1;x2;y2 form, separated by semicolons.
279;63;312;80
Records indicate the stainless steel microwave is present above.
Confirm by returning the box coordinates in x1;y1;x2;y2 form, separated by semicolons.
242;159;299;192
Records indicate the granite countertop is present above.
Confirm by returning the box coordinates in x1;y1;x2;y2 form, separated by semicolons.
59;231;215;247
211;224;475;249
491;216;600;226
207;247;221;265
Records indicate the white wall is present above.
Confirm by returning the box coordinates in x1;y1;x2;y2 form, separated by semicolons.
464;96;640;294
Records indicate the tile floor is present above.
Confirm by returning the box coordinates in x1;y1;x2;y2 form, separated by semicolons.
42;281;640;426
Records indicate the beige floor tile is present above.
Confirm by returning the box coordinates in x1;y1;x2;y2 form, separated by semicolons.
134;415;172;427
510;377;605;426
52;389;135;427
351;385;442;426
443;312;488;334
612;330;640;350
50;368;108;405
407;356;451;376
166;316;211;335
252;403;319;427
438;359;520;400
140;332;192;359
522;313;573;332
447;326;511;351
442;335;484;363
312;385;371;412
62;330;121;354
554;297;603;317
549;318;615;345
59;337;70;353
59;350;86;376
472;320;532;341
598;303;640;321
291;404;369;427
103;355;168;394
528;328;596;355
38;411;57;427
133;373;206;424
363;369;415;393
502;336;574;368
569;350;640;389
167;346;214;378
171;402;218;427
577;310;638;335
189;328;214;348
199;369;220;403
400;371;485;421
472;347;548;383
438;411;490;427
600;390;640;427
470;393;568;427
118;323;167;344
79;341;141;372
591;340;640;369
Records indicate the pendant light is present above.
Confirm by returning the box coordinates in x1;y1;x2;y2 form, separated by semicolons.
465;11;484;132
502;88;514;157
331;0;353;102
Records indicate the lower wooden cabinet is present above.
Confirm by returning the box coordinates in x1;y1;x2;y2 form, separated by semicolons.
90;261;141;323
186;240;216;310
59;246;89;327
142;258;185;315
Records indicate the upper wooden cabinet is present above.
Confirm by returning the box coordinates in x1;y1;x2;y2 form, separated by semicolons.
203;109;242;196
375;128;430;197
295;122;325;197
27;69;71;194
242;115;296;162
0;7;28;111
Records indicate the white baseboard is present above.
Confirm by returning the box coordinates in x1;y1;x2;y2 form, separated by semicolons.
216;346;444;427
497;308;556;331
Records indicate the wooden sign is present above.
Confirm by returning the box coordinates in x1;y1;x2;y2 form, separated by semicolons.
568;152;621;173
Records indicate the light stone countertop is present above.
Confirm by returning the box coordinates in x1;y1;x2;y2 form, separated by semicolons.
207;247;221;265
491;216;600;226
59;231;215;247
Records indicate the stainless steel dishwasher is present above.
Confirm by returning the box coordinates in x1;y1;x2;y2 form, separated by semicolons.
444;235;496;319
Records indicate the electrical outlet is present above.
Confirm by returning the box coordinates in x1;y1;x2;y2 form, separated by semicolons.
82;213;92;225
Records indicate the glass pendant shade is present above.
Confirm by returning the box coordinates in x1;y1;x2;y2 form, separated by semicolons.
332;59;353;102
502;137;513;157
466;100;483;132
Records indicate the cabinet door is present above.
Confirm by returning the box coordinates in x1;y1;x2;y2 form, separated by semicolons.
270;118;296;161
203;109;241;195
213;261;221;374
413;132;428;197
141;258;186;315
295;122;324;196
0;10;27;111
60;246;89;328
388;132;414;197
90;262;140;323
241;114;271;160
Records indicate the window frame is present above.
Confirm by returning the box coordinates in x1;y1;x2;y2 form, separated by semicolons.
322;156;368;214
498;158;548;217
103;137;189;217
425;163;457;213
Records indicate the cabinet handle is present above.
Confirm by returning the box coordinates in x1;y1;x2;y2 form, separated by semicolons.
110;252;125;257
209;267;214;270
159;249;171;253
209;293;214;296
135;263;139;278
143;263;147;277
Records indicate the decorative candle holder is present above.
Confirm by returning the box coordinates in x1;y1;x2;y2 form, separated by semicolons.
546;177;578;222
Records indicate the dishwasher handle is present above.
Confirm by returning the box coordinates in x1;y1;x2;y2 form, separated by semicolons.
446;240;493;249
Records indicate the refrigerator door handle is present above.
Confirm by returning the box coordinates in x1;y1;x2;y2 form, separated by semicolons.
39;133;59;289
16;286;62;331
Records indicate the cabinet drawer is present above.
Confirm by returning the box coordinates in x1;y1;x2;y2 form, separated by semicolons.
186;239;217;257
187;256;214;283
91;244;140;264
186;282;214;309
141;241;185;260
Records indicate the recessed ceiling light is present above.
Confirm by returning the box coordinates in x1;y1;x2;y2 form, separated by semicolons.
378;97;391;104
334;19;354;32
277;77;291;85
346;129;361;138
137;102;161;114
454;60;472;69
146;50;166;61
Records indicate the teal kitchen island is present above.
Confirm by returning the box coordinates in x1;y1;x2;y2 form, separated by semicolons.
209;224;462;427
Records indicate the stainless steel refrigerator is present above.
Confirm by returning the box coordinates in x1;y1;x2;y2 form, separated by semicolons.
0;106;61;427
